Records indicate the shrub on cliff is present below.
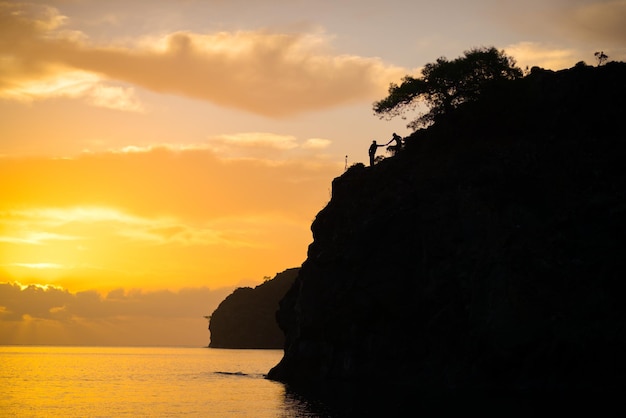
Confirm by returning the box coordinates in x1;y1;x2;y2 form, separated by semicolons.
373;46;522;130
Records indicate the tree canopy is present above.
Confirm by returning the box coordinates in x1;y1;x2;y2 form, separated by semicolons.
373;47;523;130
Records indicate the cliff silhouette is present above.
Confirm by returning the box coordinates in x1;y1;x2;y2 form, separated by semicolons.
208;268;299;349
267;62;626;404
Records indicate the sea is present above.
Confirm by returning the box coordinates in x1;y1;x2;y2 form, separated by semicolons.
0;346;335;417
4;346;607;417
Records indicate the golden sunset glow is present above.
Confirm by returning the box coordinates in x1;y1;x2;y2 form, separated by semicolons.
2;0;624;346
0;152;338;292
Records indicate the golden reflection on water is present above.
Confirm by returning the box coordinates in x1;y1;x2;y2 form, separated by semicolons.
0;346;311;417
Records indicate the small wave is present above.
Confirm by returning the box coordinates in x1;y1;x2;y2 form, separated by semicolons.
214;371;248;377
214;371;268;379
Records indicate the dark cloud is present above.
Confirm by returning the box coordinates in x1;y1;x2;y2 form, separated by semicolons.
0;282;72;321
0;282;233;322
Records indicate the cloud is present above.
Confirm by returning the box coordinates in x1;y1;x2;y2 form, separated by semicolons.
109;134;334;160
84;82;144;112
0;282;235;322
0;206;264;249
208;133;298;154
202;132;333;158
0;69;145;112
302;138;332;150
0;281;235;345
505;42;579;70
0;281;72;321
112;143;210;154
0;231;78;245
0;3;144;112
8;263;65;269
0;2;405;116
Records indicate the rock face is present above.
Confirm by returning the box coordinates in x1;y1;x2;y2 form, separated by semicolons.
267;63;626;396
209;268;299;349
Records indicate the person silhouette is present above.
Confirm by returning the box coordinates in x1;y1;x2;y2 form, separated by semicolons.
386;133;403;156
369;140;385;166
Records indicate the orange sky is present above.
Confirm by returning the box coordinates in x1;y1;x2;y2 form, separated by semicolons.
2;0;624;346
0;141;342;345
0;147;338;290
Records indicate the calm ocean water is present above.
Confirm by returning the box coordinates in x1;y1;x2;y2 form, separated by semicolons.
3;346;608;416
0;346;332;417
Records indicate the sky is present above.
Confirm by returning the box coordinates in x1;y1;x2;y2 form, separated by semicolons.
1;0;625;346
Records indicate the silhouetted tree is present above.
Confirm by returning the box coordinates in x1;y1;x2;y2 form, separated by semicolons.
595;51;608;66
373;47;522;130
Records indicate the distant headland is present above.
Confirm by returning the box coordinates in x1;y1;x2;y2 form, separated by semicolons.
208;268;299;349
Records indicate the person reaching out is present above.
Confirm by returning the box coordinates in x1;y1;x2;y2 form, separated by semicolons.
386;133;403;156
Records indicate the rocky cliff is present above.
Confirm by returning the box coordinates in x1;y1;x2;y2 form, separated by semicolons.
208;268;299;349
267;62;626;399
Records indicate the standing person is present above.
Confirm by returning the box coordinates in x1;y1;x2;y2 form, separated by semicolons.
386;132;403;156
369;140;384;166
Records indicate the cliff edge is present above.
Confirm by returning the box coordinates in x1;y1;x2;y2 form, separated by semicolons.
267;63;626;398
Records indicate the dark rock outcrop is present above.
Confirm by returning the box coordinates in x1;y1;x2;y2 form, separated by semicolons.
267;62;626;399
208;268;299;349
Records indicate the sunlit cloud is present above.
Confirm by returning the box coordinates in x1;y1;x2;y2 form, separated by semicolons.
0;2;405;116
505;42;579;70
13;281;65;291
1;206;254;248
213;133;299;150
203;133;335;159
205;133;298;158
0;71;99;102
107;136;335;160
302;138;332;150
8;263;65;269
0;231;78;245
112;143;210;154
83;82;144;112
0;68;144;112
0;3;144;114
1;206;149;229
